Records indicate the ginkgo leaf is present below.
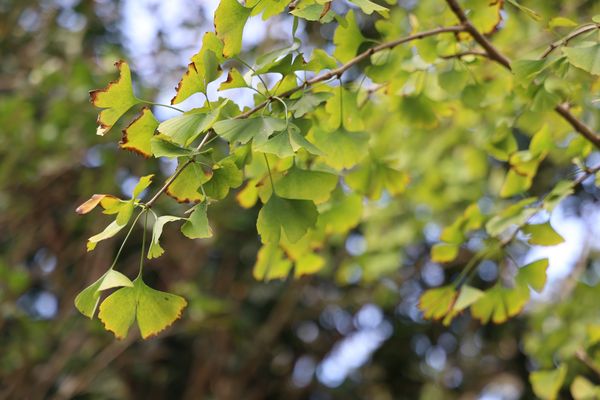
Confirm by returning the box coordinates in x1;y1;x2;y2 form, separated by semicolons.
181;203;213;239
254;124;324;157
132;174;154;199
312;127;369;170
150;135;194;158
87;220;128;251
203;159;243;200
98;277;187;339
289;92;332;118
431;243;459;263
418;285;457;320
516;258;549;293
544;180;574;211
442;285;484;325
290;2;335;22
253;243;293;280
348;0;389;16
317;191;363;234
305;49;338;72
530;365;567;400
257;194;318;244
119;107;158;157
89;60;140;136
157;104;225;146
563;43;600;76
166;160;212;203
213;117;287;145
171;32;224;104
247;0;288;20
215;0;252;58
135;280;187;339
218;68;249;91
274;166;338;203
470;283;530;324
76;194;119;215
345;162;409;199
148;216;182;259
74;269;133;318
333;10;366;62
522;222;564;246
485;197;538;237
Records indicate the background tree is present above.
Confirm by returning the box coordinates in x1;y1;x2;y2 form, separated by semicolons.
2;0;600;399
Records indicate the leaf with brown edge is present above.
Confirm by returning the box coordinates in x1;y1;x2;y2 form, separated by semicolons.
218;68;249;91
119;107;158;158
76;194;118;214
89;60;140;136
98;277;187;339
165;160;212;203
214;0;252;58
171;32;224;105
418;285;457;320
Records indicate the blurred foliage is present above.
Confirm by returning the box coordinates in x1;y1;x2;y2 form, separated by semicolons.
1;0;600;399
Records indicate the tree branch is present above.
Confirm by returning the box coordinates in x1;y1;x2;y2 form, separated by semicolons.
143;25;465;207
540;23;600;59
444;0;600;149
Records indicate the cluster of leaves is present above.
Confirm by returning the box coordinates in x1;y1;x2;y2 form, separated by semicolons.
77;0;600;368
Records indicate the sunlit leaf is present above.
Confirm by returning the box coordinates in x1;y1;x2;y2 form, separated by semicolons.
215;0;252;58
275;166;338;203
563;43;600;76
522;222;564;246
530;365;567;400
90;60;140;136
119;107;158;157
333;10;366;62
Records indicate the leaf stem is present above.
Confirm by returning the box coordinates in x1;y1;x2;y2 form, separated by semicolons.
109;209;145;270
263;153;276;194
136;99;185;113
138;211;149;277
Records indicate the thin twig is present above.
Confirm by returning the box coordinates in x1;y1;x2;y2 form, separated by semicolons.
444;0;600;148
540;23;600;59
143;25;465;207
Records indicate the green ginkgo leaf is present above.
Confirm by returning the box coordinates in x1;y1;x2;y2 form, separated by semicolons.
418;285;457;320
74;269;133;318
181;203;213;239
166;160;212;203
522;222;564;246
158;104;225;146
119;107;158;157
530;365;567;400
203;159;243;200
348;0;389;16
253;243;293;280
215;0;252;58
213;117;287;145
172;32;224;104
563;43;600;76
516;258;549;292
87;220;128;251
218;68;249;91
333;10;366;62
98;277;187;339
150;135;195;158
148;216;182;259
90;60;140;136
257;194;318;244
274;166;338;203
312;127;369;170
132;174;154;199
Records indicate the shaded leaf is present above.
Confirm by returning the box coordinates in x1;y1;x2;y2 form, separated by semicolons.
275;166;338;203
333;10;366;62
257;194;318;243
148;216;182;259
181;203;213;239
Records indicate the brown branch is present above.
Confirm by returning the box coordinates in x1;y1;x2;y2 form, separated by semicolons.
440;50;489;59
444;0;600;149
555;104;600;148
576;348;600;380
540;23;600;59
143;25;465;207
